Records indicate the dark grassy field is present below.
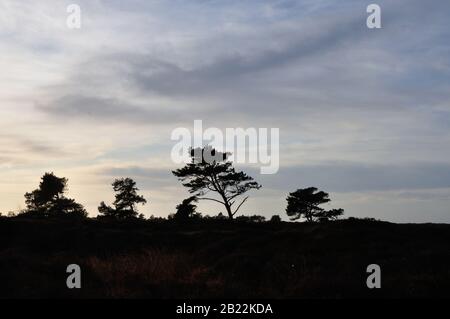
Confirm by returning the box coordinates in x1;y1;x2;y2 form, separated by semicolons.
1;217;450;299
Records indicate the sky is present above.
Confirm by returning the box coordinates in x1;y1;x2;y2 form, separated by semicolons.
0;0;449;222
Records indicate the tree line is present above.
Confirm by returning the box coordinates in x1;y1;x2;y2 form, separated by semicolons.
5;146;344;223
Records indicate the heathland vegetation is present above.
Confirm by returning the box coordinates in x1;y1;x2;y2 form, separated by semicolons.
2;146;449;298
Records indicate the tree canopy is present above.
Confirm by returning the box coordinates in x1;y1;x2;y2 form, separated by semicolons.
286;187;343;222
171;196;200;221
23;172;87;218
172;146;261;219
98;178;147;219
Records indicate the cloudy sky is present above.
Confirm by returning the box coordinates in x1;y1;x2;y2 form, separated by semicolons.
1;0;449;222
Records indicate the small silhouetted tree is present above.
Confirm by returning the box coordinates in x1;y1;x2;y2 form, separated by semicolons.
316;208;344;222
98;201;116;218
23;172;87;218
172;146;261;220
235;215;266;223
98;178;147;219
286;187;344;222
172;196;200;221
270;215;282;223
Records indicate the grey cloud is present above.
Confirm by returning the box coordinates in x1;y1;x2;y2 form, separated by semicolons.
20;139;62;156
38;95;190;125
97;160;450;195
396;191;450;202
0;156;15;165
37;0;450;128
97;166;175;189
254;162;450;193
122;14;369;98
0;135;65;157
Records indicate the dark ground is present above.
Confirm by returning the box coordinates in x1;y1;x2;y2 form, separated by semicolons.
1;217;449;299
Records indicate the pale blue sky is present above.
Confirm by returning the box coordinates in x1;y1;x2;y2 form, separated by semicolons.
0;0;449;222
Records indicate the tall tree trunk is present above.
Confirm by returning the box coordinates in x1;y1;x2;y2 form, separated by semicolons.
218;190;234;220
224;202;233;219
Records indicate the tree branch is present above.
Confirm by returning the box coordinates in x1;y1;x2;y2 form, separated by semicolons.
228;192;242;201
233;196;249;215
199;197;225;205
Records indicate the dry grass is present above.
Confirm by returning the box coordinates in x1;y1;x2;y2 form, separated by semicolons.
2;218;450;298
82;249;224;298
